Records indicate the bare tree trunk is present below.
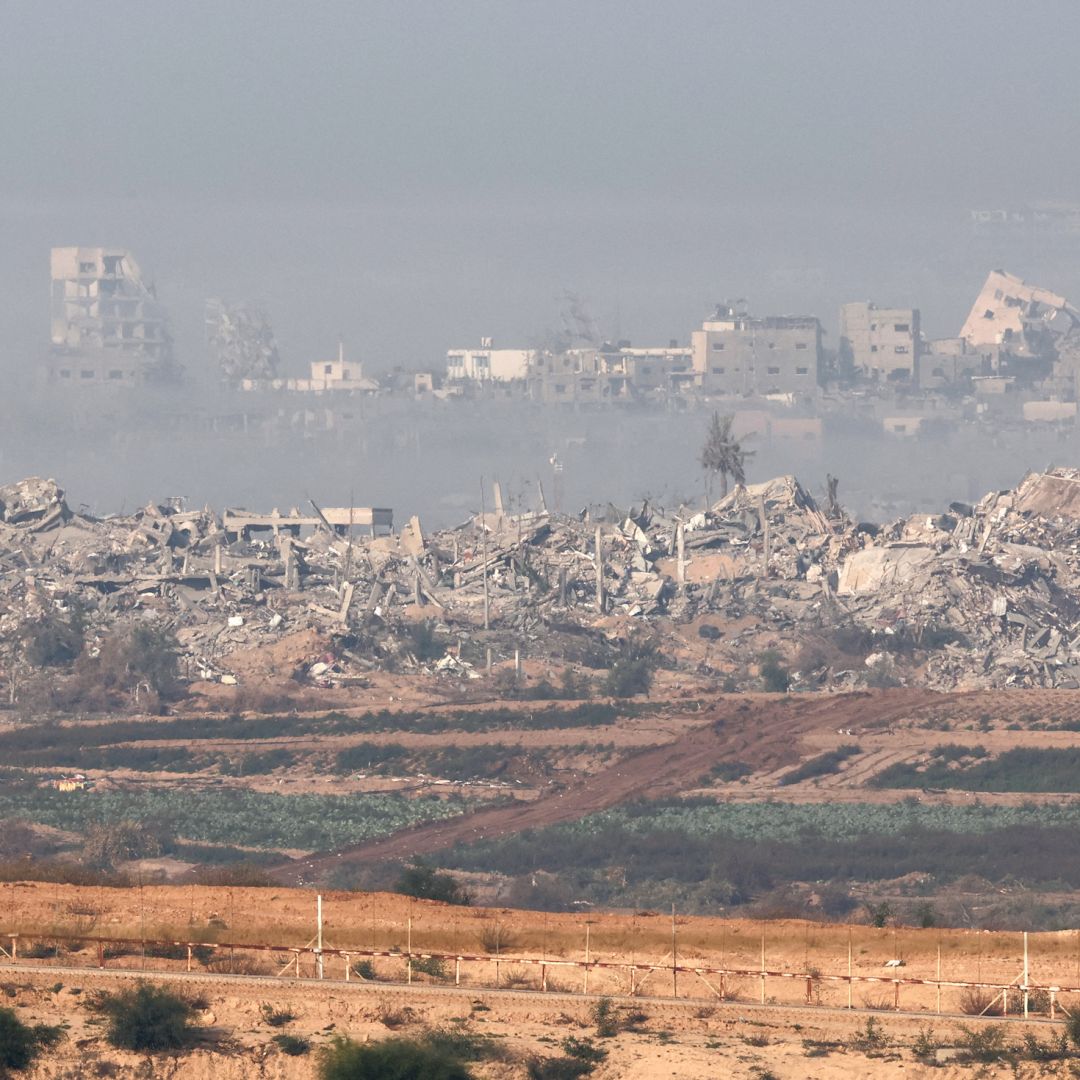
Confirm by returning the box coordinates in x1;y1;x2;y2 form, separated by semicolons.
720;470;729;499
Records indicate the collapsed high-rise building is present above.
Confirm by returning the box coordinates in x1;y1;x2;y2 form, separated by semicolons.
48;247;178;384
206;299;282;386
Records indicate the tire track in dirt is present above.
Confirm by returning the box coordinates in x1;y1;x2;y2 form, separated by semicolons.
282;689;945;881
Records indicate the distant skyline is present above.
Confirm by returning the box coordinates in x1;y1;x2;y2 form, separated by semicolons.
4;1;1080;381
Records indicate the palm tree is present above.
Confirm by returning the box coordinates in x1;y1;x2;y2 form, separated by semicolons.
700;411;752;504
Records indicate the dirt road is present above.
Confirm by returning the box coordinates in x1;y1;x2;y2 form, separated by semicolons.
284;689;942;880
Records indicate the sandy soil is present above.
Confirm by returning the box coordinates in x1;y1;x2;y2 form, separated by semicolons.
5;964;1057;1079
4;884;1080;1077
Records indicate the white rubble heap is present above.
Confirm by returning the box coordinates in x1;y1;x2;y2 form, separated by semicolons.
4;468;1080;691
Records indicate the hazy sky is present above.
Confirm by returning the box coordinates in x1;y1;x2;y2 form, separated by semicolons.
4;1;1080;375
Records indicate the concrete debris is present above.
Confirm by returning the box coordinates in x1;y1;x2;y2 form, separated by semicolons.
206;299;282;385
9;467;1080;693
0;477;69;530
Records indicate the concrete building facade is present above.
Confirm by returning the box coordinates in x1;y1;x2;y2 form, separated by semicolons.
446;339;531;383
839;302;920;382
691;305;821;396
49;247;177;383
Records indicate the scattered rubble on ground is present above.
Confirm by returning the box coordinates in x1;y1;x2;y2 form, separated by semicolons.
7;467;1080;697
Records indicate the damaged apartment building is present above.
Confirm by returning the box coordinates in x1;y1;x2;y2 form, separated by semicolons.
48;247;178;384
839;302;920;383
690;302;821;397
957;269;1080;394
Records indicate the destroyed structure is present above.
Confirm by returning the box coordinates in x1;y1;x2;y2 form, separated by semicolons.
48;247;178;384
7;465;1080;697
206;300;282;385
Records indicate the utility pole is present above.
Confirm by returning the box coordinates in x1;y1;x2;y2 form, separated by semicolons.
671;904;677;998
594;526;604;613
480;478;490;630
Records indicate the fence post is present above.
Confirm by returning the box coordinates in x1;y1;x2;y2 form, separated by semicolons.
1023;931;1030;1019
760;928;766;1005
455;958;461;986
847;928;853;1010
186;945;192;973
936;944;941;1014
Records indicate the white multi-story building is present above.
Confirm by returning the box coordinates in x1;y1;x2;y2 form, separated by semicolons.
446;338;531;383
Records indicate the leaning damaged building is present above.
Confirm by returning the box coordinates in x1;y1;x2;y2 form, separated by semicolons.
7;466;1080;697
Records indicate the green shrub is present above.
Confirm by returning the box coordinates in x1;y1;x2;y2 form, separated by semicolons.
779;745;861;785
21;608;84;668
260;1003;296;1028
957;1024;1009;1063
0;1006;62;1072
90;981;197;1052
352;960;377;980
526;1058;593;1080
873;747;1080;793
865;901;893;929
394;862;472;906
603;637;661;698
591;999;619;1038
317;1035;474;1079
1065;1007;1080;1050
706;761;753;782
411;955;448;981
562;1035;607;1064
758;651;790;693
273;1032;311;1056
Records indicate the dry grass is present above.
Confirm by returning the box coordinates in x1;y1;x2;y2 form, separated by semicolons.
205;952;270;976
958;986;1005;1016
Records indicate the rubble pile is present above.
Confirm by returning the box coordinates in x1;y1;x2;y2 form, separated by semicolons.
7;467;1080;695
206;299;282;384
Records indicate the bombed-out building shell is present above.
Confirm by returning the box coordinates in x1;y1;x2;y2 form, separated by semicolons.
48;247;177;384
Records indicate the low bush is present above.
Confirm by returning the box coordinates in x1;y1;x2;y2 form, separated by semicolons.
758;650;790;693
478;921;520;954
603;637;662;698
779;745;861;785
260;1004;296;1028
526;1057;593;1080
958;986;1004;1017
318;1035;474;1079
956;1024;1009;1063
395;862;472;906
90;981;197;1052
0;1006;63;1072
273;1033;311;1056
873;747;1080;793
